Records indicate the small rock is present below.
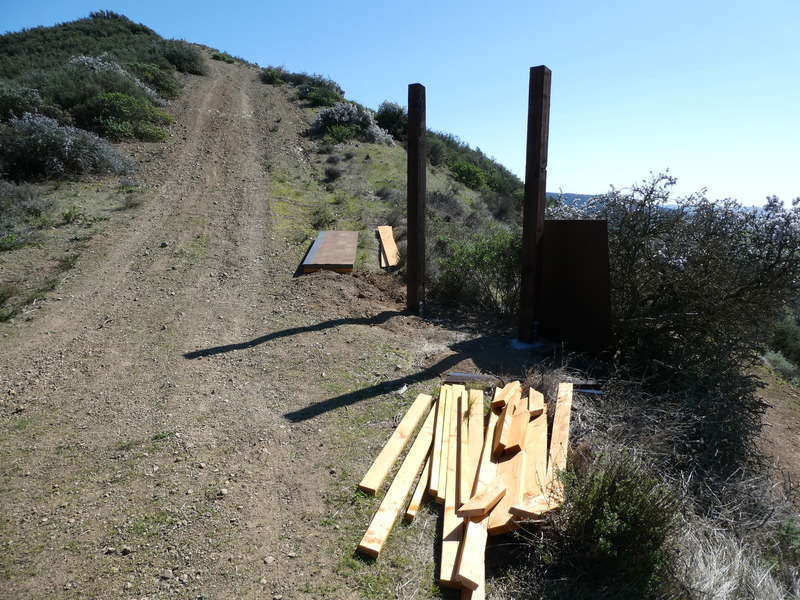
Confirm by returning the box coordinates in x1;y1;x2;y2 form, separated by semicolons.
219;488;229;496
260;578;267;585
160;242;169;248
121;546;132;556
162;568;173;580
263;555;275;565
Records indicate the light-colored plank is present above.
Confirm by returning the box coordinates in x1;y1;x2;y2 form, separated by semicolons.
428;386;448;499
457;475;506;518
440;384;464;588
502;408;530;455
357;409;436;558
435;385;453;504
377;225;400;267
473;411;500;496
528;388;545;415
491;380;521;409
457;387;471;507
465;389;485;505
359;393;434;494
547;383;573;482
521;406;549;500
492;387;521;456
487;439;525;535
457;516;488;591
404;455;431;522
510;406;557;519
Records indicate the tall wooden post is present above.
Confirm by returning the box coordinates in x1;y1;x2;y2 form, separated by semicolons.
407;83;427;315
518;66;552;343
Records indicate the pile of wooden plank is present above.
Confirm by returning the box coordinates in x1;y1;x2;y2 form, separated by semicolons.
356;380;573;597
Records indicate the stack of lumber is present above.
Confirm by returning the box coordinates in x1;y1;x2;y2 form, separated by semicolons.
356;380;573;597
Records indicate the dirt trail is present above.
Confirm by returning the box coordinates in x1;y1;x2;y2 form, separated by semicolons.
0;58;419;599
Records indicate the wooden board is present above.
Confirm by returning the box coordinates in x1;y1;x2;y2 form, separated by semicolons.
428;386;448;499
487;445;525;535
503;408;530;455
357;409;436;558
377;225;400;267
528;389;545;415
546;383;573;482
492;387;521;456
509;406;554;519
359;393;433;494
465;389;485;505
456;475;506;518
302;230;358;273
457;386;471;507
435;385;454;504
456;410;500;591
404;456;430;522
491;380;521;409
440;384;464;588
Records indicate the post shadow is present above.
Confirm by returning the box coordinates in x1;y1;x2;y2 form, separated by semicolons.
182;310;406;359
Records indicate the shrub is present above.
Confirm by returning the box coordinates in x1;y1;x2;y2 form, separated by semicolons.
260;66;288;85
450;160;486;190
73;91;173;141
770;311;800;369
0;113;134;181
430;226;522;314
375;101;407;143
325;124;356;145
313;102;394;146
324;166;343;182
128;62;181;100
211;51;236;64
763;350;800;383
155;39;207;75
561;175;800;386
538;449;680;597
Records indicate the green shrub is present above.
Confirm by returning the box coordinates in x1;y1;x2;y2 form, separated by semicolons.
770;312;800;369
764;350;800;383
260;66;288;85
73;92;173;140
211;51;236;64
0;114;134;181
155;39;207;75
540;450;680;597
128;62;181;100
324;124;356;145
430;226;522;314
375;101;407;143
450;160;487;190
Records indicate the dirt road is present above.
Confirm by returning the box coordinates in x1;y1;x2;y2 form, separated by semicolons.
0;57;461;599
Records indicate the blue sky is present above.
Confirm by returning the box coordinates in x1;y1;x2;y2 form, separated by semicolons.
3;1;798;206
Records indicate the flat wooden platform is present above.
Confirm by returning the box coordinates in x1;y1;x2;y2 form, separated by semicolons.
302;231;358;273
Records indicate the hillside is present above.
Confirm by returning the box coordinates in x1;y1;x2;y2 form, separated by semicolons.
0;48;547;599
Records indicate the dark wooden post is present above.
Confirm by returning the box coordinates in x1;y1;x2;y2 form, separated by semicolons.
407;83;427;315
518;66;552;343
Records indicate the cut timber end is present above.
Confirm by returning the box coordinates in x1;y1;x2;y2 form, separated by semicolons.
377;225;400;267
457;475;506;518
491;380;521;409
302;231;358;273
